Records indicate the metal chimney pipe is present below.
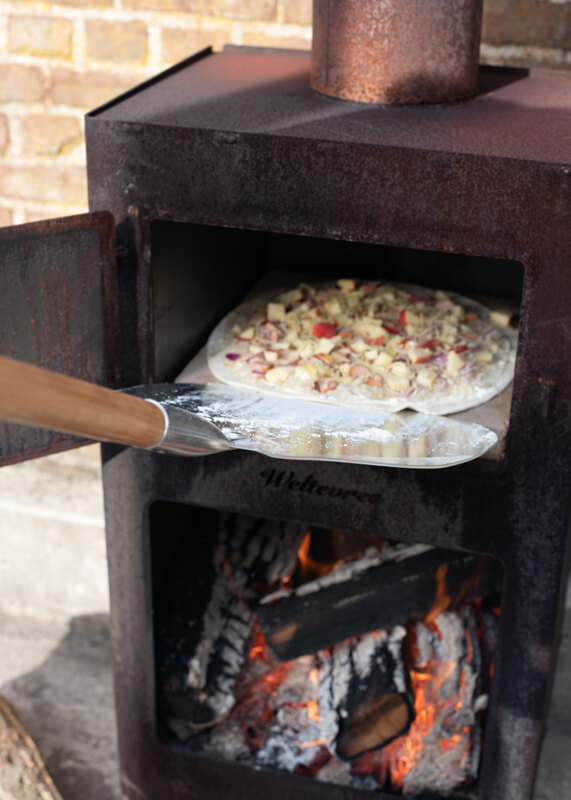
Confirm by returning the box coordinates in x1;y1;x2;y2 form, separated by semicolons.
311;0;484;104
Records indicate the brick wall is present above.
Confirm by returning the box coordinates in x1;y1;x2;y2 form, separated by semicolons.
0;0;569;226
0;0;311;225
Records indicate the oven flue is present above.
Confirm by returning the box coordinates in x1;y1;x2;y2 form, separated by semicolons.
311;0;484;104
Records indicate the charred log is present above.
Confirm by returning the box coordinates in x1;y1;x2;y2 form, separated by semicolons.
370;607;485;795
155;512;306;738
257;544;502;661
319;627;415;761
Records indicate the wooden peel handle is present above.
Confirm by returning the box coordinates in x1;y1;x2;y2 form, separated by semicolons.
0;355;166;449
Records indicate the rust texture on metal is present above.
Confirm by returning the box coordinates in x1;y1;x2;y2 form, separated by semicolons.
311;0;484;104
0;212;119;466
87;50;571;800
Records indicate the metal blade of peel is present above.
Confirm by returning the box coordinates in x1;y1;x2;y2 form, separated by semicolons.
133;383;498;468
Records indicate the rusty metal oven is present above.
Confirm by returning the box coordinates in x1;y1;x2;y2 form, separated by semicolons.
0;37;570;800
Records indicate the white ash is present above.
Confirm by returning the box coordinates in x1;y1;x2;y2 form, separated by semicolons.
203;719;251;762
400;609;482;795
314;758;354;786
318;627;408;752
185;514;305;719
260;542;433;605
254;657;324;772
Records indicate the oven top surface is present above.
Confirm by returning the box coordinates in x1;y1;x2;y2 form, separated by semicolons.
91;47;571;165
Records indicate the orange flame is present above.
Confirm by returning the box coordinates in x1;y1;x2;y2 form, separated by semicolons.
377;618;475;790
425;564;451;624
306;699;322;722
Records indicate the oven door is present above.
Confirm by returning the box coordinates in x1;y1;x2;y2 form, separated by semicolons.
0;211;120;466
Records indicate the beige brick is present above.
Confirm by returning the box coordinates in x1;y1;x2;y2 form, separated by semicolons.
242;33;310;50
20;115;83;156
283;0;312;26
50;68;145;109
125;0;277;13
161;28;230;63
0;208;13;228
8;15;73;60
141;0;277;21
29;0;113;5
0;166;87;206
208;0;277;21
123;0;189;9
0;65;46;103
482;0;571;50
0;116;8;156
86;20;149;64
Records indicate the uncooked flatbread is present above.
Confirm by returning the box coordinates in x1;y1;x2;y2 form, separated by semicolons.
207;279;517;415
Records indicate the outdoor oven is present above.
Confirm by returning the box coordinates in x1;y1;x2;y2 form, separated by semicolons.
0;4;570;800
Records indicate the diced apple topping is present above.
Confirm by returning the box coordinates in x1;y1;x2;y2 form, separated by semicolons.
489;310;513;327
386;372;410;392
446;350;465;376
281;288;303;304
417;368;437;388
265;366;290;384
267;302;286;322
315;338;336;355
337;279;356;292
476;351;493;363
374;352;393;368
351;338;369;353
324;299;342;315
294;365;314;381
299;342;314;359
237;327;255;340
264;350;278;363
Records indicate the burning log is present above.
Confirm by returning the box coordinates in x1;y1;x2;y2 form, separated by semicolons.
367;607;486;795
155;512;306;738
257;543;502;661
319;627;415;761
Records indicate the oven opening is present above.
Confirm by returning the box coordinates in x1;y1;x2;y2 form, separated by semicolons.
150;220;523;464
150;501;503;797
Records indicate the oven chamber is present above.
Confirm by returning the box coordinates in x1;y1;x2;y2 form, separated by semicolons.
4;44;564;800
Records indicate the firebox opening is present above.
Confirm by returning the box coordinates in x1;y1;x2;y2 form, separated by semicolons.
149;500;503;798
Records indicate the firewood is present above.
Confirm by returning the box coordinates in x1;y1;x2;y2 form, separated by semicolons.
319;627;415;761
257;544;501;661
0;694;63;800
155;512;306;738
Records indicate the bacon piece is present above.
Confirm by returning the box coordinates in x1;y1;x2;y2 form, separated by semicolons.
259;322;282;343
247;310;266;325
349;364;372;378
315;378;338;393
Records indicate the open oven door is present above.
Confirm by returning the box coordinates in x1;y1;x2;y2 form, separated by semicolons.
0;212;120;466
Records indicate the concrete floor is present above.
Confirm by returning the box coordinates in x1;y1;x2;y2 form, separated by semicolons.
0;446;569;800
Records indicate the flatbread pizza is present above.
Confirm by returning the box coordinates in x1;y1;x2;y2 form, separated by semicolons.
207;279;517;415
